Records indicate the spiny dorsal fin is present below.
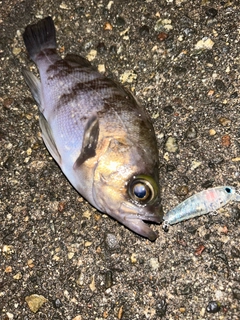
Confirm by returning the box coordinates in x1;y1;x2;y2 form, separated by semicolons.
64;54;92;68
74;115;99;169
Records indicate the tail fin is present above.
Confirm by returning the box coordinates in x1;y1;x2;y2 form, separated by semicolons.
23;16;56;61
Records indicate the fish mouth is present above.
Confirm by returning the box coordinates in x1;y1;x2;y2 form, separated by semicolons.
118;202;163;241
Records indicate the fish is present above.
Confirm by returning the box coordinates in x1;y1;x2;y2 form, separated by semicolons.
22;16;163;241
162;186;240;230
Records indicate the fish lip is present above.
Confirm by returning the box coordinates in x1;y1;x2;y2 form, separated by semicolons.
120;201;163;223
116;201;163;241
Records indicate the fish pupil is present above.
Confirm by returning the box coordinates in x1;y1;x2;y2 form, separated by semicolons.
128;175;157;204
225;187;231;194
134;183;147;199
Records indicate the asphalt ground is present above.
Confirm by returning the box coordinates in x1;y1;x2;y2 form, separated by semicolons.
0;1;239;319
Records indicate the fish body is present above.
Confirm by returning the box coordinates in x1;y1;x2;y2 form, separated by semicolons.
163;186;240;228
22;17;163;240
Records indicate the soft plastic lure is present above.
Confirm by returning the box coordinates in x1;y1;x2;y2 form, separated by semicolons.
163;186;240;230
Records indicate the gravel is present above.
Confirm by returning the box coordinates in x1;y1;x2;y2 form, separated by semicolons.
1;1;239;319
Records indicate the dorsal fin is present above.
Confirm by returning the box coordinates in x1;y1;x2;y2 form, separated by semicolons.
64;54;92;68
73;115;99;169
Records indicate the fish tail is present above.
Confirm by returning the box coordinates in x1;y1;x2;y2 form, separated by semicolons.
23;16;56;61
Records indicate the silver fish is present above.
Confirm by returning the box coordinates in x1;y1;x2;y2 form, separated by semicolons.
22;17;163;240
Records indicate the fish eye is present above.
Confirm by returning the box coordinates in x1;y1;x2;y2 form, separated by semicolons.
225;187;231;194
128;175;158;204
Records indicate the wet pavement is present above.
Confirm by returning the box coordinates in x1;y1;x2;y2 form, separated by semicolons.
1;1;240;319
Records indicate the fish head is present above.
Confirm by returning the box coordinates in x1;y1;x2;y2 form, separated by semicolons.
92;138;163;241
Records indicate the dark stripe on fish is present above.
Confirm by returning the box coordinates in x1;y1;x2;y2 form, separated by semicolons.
56;78;125;110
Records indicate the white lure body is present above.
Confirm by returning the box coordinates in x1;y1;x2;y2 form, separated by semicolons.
163;186;240;229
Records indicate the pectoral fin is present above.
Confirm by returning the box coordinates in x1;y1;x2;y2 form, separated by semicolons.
39;113;61;165
22;68;41;106
74;115;99;169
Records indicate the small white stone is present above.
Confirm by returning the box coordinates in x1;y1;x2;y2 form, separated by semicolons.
195;38;214;50
149;257;159;270
86;49;97;61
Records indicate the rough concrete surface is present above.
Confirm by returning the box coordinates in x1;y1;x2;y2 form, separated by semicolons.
0;0;239;319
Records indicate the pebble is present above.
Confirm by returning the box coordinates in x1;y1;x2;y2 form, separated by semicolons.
209;129;216;136
166;164;176;172
13;272;22;280
206;8;218;18
52;298;63;308
214;79;226;91
25;294;48;313
195;38;214;50
175;185;189;196
139;25;150;37
149;257;159;270
98;64;106;73
190;160;202;171
165;136;178;153
86;49;97;61
206;301;221;313
221;134;231;147
3;98;14;108
104;22;113;30
117;305;123;319
104;233;119;250
59;2;70;10
180;285;192;295
89;275;96;291
173;66;187;75
130;253;137;264
163;105;174;114
231;246;240;258
120;70;137;83
157;32;168;41
97;43;107;55
230;91;238;99
106;0;114;10
12;47;21;55
116;16;125;27
156;298;167;317
185;126;197;139
201;180;214;188
6;313;14;320
232;287;240;300
3;245;15;255
5;266;12;273
109;45;117;54
195;244;205;256
218;117;231;126
154;19;173;32
105;270;113;289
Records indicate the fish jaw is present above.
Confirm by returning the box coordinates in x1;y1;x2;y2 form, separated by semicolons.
118;201;163;241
